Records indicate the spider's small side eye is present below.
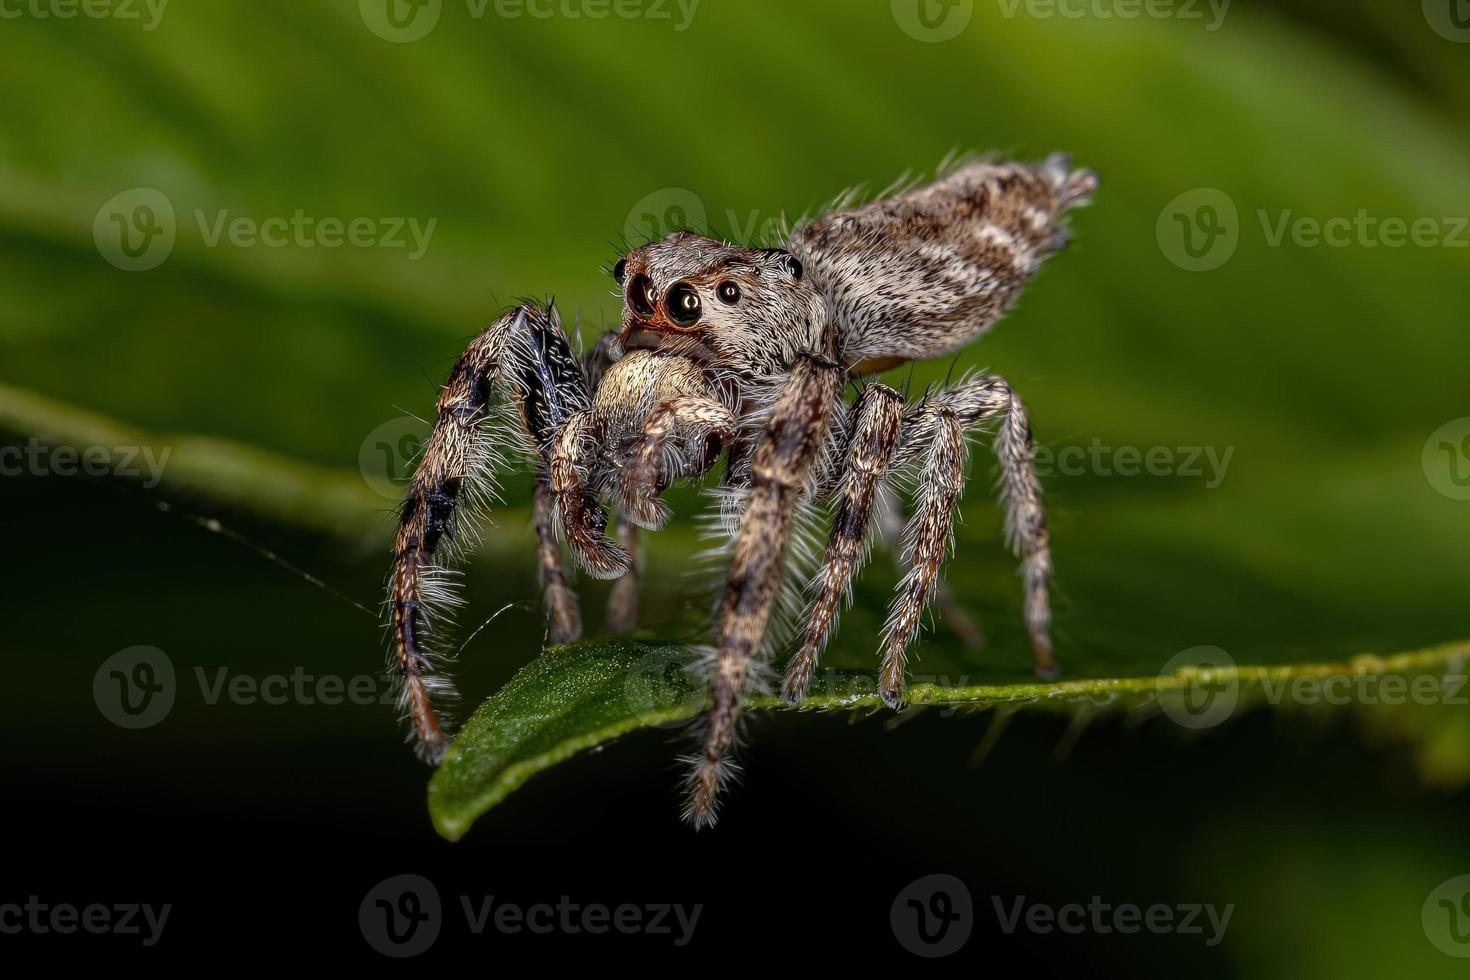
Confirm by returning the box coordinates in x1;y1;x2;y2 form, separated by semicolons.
784;255;803;280
717;281;741;305
629;274;656;316
666;281;702;326
613;258;627;284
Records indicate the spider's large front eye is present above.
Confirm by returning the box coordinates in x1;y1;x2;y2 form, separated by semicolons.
629;274;656;316
666;281;702;326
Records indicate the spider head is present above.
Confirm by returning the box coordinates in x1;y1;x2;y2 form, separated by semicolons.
613;233;827;374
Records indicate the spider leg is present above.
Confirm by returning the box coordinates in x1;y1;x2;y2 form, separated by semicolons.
548;410;631;578
605;516;640;633
617;395;737;530
533;482;580;643
874;492;985;650
880;373;1056;707
390;302;594;762
685;354;844;828
781;383;905;705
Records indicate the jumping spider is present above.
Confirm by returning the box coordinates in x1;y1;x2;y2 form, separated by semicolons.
389;154;1098;827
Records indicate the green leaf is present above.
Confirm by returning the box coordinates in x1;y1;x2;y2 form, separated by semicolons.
429;637;1470;840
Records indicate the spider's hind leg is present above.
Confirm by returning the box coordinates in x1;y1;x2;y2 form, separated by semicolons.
880;373;1056;707
874;492;985;650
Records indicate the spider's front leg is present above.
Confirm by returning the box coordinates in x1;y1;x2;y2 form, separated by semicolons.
686;354;845;828
390;302;605;762
616;395;737;530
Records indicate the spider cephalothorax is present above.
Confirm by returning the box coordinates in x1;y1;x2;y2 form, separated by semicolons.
616;233;829;374
387;154;1098;827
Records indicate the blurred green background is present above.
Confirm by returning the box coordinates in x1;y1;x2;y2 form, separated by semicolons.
1;0;1468;971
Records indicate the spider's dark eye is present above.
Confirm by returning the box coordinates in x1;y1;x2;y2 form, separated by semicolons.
666;282;702;326
717;280;741;305
629;274;656;316
784;255;803;280
613;258;627;284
